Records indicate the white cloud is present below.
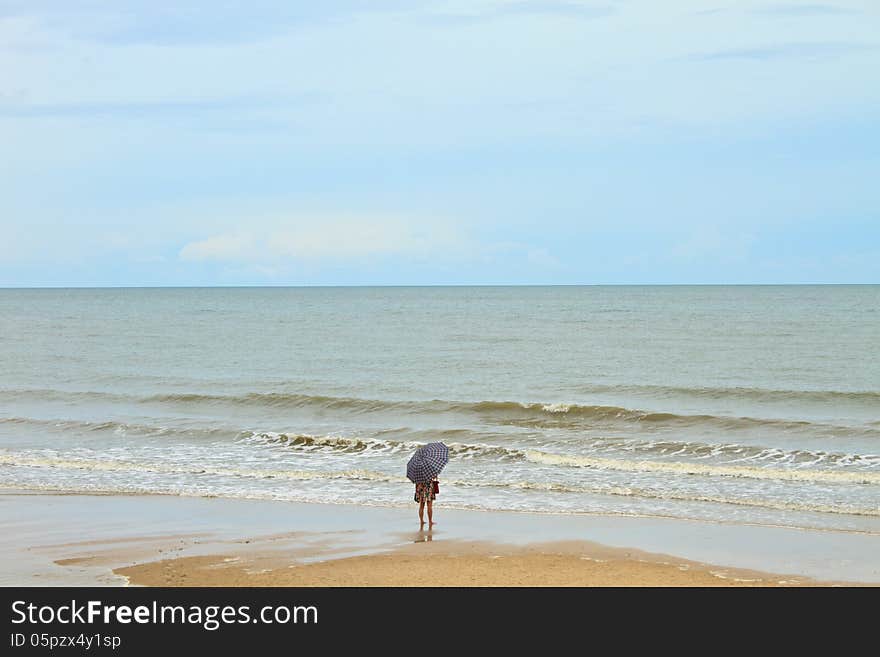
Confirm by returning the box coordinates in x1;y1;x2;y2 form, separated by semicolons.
178;216;464;264
179;232;259;261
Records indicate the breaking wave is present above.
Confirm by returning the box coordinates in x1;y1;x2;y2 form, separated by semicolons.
3;387;877;435
1;453;877;518
6;429;870;486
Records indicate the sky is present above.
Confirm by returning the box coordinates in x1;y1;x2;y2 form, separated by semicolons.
1;1;878;286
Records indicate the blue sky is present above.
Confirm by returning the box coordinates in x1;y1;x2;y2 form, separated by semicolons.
1;1;878;285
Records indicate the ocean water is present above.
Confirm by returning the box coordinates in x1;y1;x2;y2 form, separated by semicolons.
1;286;878;533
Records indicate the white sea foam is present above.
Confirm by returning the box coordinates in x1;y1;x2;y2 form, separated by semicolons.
0;452;404;484
523;450;880;485
2;450;880;518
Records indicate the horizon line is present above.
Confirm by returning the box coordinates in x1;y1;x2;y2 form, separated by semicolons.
1;282;878;290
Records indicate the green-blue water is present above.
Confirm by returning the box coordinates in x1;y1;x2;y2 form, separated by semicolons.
1;286;878;532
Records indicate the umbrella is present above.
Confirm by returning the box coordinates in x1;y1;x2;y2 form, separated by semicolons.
406;442;449;484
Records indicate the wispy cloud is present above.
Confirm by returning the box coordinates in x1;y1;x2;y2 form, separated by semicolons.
424;1;614;27
684;42;877;62
179;217;466;265
0;1;415;46
755;4;860;17
695;3;861;19
3;2;878;285
0;94;323;120
179;233;258;262
493;1;614;18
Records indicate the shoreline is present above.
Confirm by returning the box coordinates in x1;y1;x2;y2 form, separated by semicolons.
4;484;877;538
113;539;816;587
1;491;878;586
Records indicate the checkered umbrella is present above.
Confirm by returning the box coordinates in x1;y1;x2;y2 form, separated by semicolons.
406;442;449;484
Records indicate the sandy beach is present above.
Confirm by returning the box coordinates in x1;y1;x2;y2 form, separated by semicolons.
3;491;878;587
113;540;809;587
4;0;880;611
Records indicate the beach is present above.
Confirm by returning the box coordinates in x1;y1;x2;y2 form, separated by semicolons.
3;491;877;587
3;287;879;539
115;542;800;587
3;0;880;617
2;287;879;588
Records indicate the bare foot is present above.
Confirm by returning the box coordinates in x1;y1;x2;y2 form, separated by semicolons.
429;521;435;528
419;522;425;530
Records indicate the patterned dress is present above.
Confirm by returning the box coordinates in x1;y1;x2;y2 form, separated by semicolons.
414;481;436;503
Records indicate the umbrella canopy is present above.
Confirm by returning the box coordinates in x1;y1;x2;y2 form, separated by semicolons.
406;442;449;483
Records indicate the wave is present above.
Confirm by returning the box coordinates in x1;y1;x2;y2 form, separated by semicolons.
7;384;879;407
1;455;877;518
453;479;880;518
0;452;403;484
4;408;878;484
3;387;876;434
141;393;670;427
147;391;405;413
240;431;517;460
6;436;877;488
573;437;880;468
522;451;880;485
578;383;880;405
462;400;839;432
149;393;843;432
0;415;515;457
241;432;880;484
0;416;235;440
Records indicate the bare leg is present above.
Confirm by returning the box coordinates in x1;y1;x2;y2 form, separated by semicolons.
419;500;425;528
427;500;434;528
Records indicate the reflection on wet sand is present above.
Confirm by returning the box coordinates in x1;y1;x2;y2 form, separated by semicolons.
413;530;433;543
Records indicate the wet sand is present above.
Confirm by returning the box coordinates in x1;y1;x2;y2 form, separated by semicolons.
114;539;812;587
2;491;878;586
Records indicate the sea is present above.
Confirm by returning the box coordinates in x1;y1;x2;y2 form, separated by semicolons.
1;286;878;533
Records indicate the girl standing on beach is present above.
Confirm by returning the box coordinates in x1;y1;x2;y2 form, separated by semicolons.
415;478;438;529
407;442;448;529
